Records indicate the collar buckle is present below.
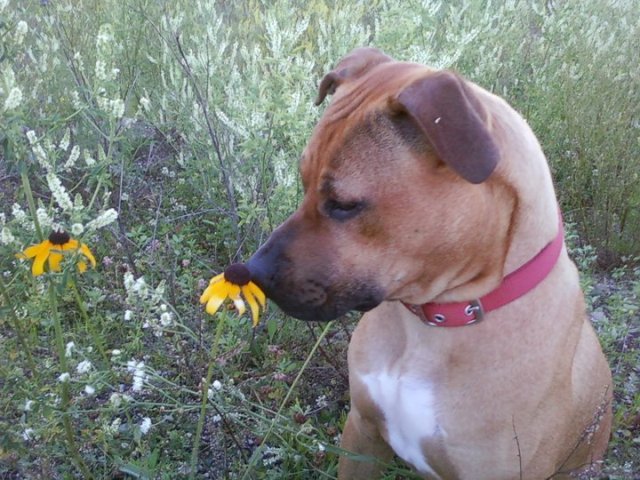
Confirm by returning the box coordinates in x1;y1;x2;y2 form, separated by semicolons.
463;299;484;324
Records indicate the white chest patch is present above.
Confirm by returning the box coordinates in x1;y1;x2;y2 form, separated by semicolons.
359;369;441;477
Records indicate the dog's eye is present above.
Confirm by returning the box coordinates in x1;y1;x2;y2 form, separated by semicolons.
324;199;365;221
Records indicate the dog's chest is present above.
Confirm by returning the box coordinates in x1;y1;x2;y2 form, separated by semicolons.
359;368;442;477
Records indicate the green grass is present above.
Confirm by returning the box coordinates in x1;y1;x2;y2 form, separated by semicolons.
1;0;638;478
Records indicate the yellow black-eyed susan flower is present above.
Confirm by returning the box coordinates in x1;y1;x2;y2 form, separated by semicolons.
200;263;266;326
18;230;97;276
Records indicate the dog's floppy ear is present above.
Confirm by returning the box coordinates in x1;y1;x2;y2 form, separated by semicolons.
391;71;499;184
315;47;392;106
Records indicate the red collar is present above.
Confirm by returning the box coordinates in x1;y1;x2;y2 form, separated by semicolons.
403;214;564;327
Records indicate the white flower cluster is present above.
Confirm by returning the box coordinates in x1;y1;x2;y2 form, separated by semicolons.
85;208;118;233
127;359;147;392
63;145;81;170
139;417;152;435
46;172;73;212
3;86;22;111
93;24;125;120
26;130;52;172
14;20;28;45
123;272;173;336
36;207;53;231
2;62;23;111
0;227;14;246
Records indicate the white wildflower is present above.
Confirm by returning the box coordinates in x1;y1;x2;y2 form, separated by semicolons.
71;223;84;236
127;360;146;392
22;428;35;441
86;208;118;231
36;207;53;231
109;98;125;119
318;442;326;453
76;360;92;374
12;203;27;223
123;272;134;290
58;128;70;152
0;227;15;245
64;145;81;170
212;414;222;424
3;87;23;111
109;393;123;407
46;172;73;212
95;59;108;82
84;151;96;167
139;417;152;435
108;417;121;434
23;400;34;411
111;349;121;356
84;385;96;396
32;143;50;171
65;341;75;358
26;130;38;145
58;372;70;383
71;90;83;110
96;24;114;53
14;20;28;45
160;311;172;326
212;380;222;391
315;394;328;409
139;96;151;112
124;310;133;321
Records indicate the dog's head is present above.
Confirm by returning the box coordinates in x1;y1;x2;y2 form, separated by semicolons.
247;48;516;321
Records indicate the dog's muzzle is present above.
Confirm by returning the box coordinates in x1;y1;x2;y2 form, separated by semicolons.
246;228;383;322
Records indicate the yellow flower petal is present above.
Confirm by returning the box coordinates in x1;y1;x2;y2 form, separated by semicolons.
77;261;87;273
48;251;64;272
63;239;79;250
200;279;228;304
32;246;50;276
23;241;48;259
242;285;262;326
205;294;227;316
246;282;266;308
203;281;232;314
79;243;97;268
208;273;225;284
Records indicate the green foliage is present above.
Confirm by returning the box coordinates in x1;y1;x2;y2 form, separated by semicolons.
0;0;638;478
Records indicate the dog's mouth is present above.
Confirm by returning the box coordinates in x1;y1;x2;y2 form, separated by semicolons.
252;275;384;322
276;293;383;322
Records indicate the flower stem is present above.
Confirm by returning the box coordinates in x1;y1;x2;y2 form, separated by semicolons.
0;276;36;373
240;321;334;480
48;281;94;480
188;313;227;480
69;279;109;365
20;165;43;241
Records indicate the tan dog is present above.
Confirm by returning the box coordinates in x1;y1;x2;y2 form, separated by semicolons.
247;48;612;479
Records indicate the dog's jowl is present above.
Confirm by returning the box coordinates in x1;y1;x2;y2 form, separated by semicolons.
247;48;612;480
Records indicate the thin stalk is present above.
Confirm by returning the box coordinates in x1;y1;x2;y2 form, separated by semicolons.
240;321;334;480
48;281;94;480
69;279;109;365
188;313;228;479
0;276;36;372
20;166;43;241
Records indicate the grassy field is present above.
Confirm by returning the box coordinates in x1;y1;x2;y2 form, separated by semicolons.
1;0;638;478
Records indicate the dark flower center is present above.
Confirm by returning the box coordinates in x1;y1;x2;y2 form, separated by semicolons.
224;263;251;286
48;230;71;245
